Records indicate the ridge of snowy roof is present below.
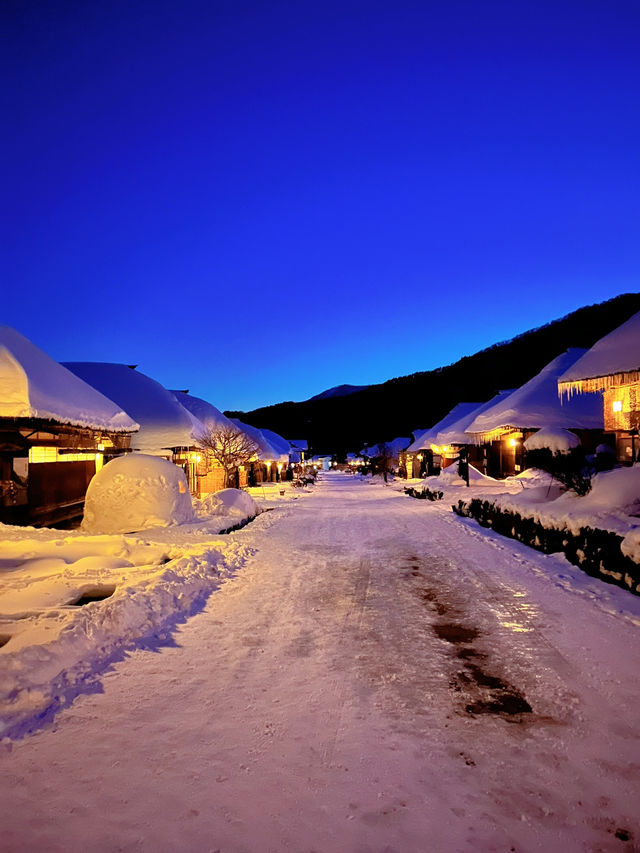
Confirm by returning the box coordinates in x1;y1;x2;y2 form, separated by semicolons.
466;349;603;436
287;439;308;451
407;403;483;452
0;327;138;432
259;427;291;458
64;362;203;451
558;309;640;386
229;419;285;461
435;391;515;445
170;390;235;434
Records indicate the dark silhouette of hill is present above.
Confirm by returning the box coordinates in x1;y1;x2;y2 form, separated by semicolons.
226;293;640;456
309;384;370;400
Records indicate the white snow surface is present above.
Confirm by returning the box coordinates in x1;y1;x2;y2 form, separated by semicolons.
436;391;514;445
82;454;195;534
1;473;638;852
523;427;581;452
407;402;483;452
64;362;203;451
559;309;640;384
466;349;604;437
0;327;138;432
170;390;235;435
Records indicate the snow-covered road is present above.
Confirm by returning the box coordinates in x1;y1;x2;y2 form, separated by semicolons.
2;473;639;852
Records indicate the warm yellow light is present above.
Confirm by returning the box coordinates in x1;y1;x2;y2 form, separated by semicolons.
612;400;623;412
97;443;105;451
277;462;283;470
195;455;201;463
265;460;271;467
416;454;423;461
509;438;517;447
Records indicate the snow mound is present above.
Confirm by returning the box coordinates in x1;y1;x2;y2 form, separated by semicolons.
524;428;580;453
579;465;640;515
440;464;493;484
199;488;259;519
82;455;195;534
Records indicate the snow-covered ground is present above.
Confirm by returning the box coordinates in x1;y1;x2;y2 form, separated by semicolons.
1;473;639;852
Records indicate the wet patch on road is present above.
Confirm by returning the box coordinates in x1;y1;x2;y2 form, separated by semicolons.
404;555;532;719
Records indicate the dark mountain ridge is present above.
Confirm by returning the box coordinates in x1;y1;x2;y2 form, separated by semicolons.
226;293;640;455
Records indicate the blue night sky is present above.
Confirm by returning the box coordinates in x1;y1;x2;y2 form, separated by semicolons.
2;0;639;411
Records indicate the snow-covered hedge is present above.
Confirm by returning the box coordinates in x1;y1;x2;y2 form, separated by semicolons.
453;497;640;595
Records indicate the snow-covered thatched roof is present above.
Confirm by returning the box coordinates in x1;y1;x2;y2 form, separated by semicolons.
558;310;640;394
362;436;412;457
260;428;291;461
64;362;203;451
435;391;514;446
288;439;308;451
229;419;286;462
466;349;603;440
170;390;235;434
0;327;138;432
407;403;483;452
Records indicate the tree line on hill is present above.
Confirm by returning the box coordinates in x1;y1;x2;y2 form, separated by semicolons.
226;293;640;456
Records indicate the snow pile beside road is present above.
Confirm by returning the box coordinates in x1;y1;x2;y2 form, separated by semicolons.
198;488;259;519
0;527;251;739
83;454;195;534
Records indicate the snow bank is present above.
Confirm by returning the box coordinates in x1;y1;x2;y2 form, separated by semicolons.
0;327;138;432
523;427;580;453
198;488;259;519
0;528;251;738
82;455;195;534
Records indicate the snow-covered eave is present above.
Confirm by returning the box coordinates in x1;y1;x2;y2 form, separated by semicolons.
0;411;139;434
558;370;640;398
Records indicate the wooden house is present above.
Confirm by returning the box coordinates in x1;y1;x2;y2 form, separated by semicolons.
403;404;483;478
433;391;514;474
466;349;604;478
558;310;640;464
230;419;287;484
63;363;207;495
0;328;138;526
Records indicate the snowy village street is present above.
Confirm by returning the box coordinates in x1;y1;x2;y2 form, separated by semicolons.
2;473;639;853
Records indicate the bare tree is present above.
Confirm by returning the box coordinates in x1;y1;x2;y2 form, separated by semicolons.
197;425;258;488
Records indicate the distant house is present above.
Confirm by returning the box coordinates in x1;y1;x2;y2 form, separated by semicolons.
64;363;206;495
170;390;243;492
433;391;515;474
287;439;308;464
403;403;483;478
0;328;138;526
558;310;640;464
361;437;412;471
466;349;604;477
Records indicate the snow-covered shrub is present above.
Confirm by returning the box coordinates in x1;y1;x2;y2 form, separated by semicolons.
404;486;443;501
83;454;195;534
524;447;592;496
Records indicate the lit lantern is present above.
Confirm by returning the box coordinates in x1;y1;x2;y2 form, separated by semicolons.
509;438;517;447
612;400;623;412
416;454;423;461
